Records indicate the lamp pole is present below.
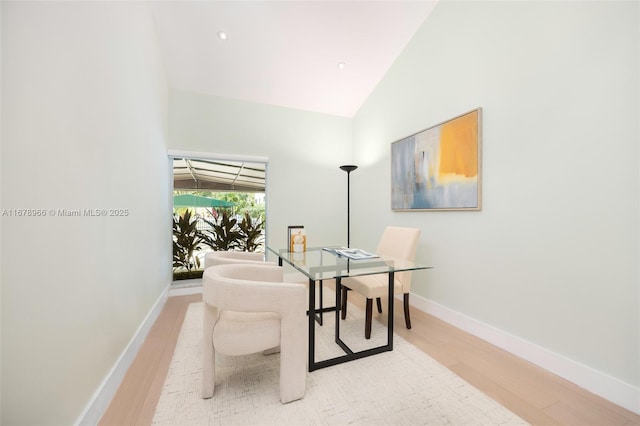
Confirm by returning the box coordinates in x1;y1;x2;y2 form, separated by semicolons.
339;165;358;248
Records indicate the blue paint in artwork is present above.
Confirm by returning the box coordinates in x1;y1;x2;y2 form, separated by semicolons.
391;136;416;209
412;182;477;209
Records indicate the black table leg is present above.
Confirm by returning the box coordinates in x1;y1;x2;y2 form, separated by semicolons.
308;276;315;371
388;271;394;350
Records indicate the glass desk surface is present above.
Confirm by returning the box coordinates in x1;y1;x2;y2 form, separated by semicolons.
267;245;433;372
267;246;432;280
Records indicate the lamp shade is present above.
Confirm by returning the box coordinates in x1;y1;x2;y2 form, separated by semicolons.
340;165;358;173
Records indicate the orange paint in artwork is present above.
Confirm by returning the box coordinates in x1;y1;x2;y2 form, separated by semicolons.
438;111;478;179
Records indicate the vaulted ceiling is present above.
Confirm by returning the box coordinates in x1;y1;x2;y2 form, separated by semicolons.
150;1;437;118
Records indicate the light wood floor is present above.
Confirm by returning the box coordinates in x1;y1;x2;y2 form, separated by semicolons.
99;291;640;426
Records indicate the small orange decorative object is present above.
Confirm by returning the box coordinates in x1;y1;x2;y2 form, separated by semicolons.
291;229;306;252
287;225;306;252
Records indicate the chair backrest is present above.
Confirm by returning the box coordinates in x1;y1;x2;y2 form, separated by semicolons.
204;250;271;269
203;263;286;312
376;226;421;293
202;264;307;322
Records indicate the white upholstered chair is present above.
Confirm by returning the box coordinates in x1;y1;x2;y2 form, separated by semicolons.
341;226;421;339
204;250;273;268
201;263;307;404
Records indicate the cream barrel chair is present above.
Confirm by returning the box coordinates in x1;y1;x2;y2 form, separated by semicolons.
202;263;307;404
341;226;421;339
204;250;279;356
204;250;273;269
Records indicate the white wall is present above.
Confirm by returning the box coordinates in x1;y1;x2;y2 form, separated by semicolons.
169;89;354;250
353;0;639;404
0;3;3;415
1;2;170;424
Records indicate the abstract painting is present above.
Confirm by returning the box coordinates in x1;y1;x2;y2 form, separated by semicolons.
391;108;482;211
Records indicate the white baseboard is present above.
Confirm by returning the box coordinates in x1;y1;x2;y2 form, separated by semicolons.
408;293;640;415
75;286;170;426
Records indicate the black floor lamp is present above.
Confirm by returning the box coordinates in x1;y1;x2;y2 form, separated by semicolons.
339;165;358;248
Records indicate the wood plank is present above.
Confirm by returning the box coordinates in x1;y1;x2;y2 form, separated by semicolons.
449;362;560;425
99;294;201;426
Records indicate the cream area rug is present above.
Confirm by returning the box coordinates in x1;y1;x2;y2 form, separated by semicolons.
152;298;528;425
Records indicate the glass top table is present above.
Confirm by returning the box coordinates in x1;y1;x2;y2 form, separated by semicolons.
267;246;433;371
267;246;428;280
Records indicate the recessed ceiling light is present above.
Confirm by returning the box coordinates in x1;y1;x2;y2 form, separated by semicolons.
337;62;346;70
218;31;228;41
